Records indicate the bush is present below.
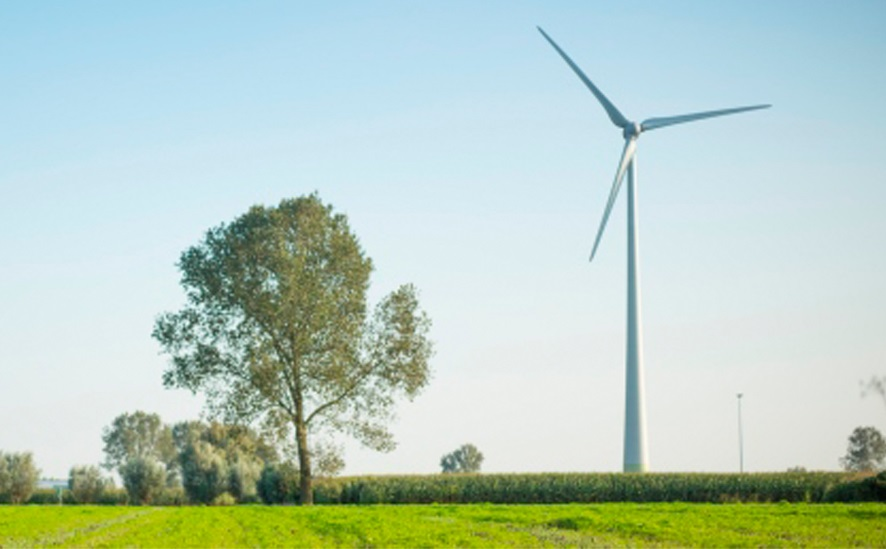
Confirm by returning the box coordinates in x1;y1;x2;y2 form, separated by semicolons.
97;487;130;505
212;492;237;506
120;457;166;505
823;471;886;502
154;486;187;506
257;462;300;504
27;488;74;505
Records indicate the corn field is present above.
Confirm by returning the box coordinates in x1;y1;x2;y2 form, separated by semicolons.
313;472;884;504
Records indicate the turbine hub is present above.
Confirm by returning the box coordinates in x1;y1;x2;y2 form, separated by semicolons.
623;122;642;140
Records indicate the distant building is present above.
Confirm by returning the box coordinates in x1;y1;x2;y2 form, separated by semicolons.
37;478;67;490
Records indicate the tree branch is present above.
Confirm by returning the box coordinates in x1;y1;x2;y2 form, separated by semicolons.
305;360;378;426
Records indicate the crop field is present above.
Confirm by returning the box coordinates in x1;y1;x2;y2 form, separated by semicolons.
1;503;885;548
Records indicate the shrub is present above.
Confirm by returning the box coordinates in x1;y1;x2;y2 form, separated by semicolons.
212;492;237;506
155;486;187;506
26;486;128;505
257;462;300;504
27;488;73;504
120;457;166;505
97;487;130;505
823;471;886;502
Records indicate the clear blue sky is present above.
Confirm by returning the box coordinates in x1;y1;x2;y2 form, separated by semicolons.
2;1;885;478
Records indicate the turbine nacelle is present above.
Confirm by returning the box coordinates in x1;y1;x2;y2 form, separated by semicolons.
623;122;642;140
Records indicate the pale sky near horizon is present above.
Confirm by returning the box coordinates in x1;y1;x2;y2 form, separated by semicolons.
2;1;885;479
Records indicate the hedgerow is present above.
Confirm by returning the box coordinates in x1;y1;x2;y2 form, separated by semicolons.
19;471;886;505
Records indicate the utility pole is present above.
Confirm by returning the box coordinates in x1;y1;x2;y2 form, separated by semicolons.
737;393;744;473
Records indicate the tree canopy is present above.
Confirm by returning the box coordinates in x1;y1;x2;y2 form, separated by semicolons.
173;420;276;504
840;426;886;472
68;465;112;504
441;443;484;474
0;452;40;504
101;411;176;473
153;194;433;504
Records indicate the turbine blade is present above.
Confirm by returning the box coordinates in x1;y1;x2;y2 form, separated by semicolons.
590;137;638;262
537;26;630;129
641;104;771;132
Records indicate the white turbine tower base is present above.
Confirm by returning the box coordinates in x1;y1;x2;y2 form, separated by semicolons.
624;161;648;473
537;26;770;473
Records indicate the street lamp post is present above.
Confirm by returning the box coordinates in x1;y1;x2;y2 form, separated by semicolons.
737;393;744;473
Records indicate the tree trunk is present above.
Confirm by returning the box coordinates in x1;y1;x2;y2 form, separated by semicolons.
294;418;313;505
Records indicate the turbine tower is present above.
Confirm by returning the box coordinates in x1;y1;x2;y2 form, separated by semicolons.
538;27;769;473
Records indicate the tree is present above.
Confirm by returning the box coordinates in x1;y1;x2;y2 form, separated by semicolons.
228;452;263;502
102;411;176;480
173;421;278;466
310;440;345;477
0;452;8;497
1;452;40;504
441;443;484;474
154;194;434;505
120;457;166;505
172;420;275;503
180;440;230;504
840;426;886;472
69;465;111;504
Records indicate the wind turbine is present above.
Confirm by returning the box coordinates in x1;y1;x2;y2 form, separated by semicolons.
538;26;770;473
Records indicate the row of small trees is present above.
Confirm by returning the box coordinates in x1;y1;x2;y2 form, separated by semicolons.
98;411;289;505
1;415;488;506
3;407;882;506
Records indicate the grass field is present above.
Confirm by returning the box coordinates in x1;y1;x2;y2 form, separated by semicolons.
1;503;884;547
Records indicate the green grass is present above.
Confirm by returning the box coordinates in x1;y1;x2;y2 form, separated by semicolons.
1;503;884;547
